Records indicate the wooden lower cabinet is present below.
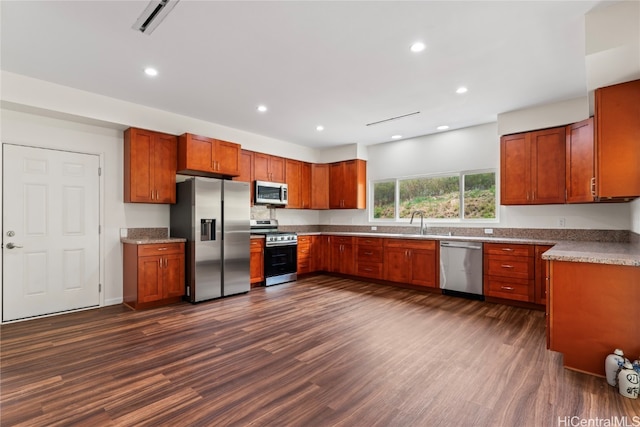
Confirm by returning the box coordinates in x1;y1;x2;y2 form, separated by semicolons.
356;237;383;279
329;236;355;275
483;243;535;303
123;242;185;310
549;261;640;376
534;245;553;305
297;235;315;275
383;239;437;288
250;238;265;286
315;235;330;272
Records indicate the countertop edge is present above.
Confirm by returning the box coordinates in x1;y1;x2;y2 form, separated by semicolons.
121;237;187;244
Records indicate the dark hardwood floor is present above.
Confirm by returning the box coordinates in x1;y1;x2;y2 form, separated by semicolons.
1;275;638;426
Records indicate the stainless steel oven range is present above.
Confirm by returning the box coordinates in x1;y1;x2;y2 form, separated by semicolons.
250;220;298;286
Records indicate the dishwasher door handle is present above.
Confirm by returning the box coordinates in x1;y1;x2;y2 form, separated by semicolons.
440;242;482;250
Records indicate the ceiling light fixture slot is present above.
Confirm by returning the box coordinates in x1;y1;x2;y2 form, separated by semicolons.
366;111;420;127
132;0;180;35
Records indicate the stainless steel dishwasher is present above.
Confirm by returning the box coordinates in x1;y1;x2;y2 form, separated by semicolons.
439;241;484;300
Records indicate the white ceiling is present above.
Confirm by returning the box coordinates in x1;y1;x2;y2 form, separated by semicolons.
1;1;609;149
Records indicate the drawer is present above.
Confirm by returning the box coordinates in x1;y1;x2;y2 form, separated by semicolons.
331;236;354;244
137;243;184;256
250;239;264;251
356;237;383;248
485;277;533;302
484;243;534;257
357;246;383;263
298;260;313;274
298;246;312;258
356;262;383;279
485;255;533;279
384;239;436;250
297;235;313;245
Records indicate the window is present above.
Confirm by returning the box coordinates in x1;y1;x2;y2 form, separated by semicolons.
371;171;496;221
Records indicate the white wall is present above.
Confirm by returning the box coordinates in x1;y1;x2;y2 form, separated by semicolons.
631;199;640;234
497;97;589;136
313;122;631;230
0;108;171;308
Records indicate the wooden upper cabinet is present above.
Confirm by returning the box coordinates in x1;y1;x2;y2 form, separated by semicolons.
233;149;254;205
285;159;303;209
301;162;311;209
329;159;367;209
124;127;177;204
566;118;595;203
177;133;241;177
595;79;640;199
311;163;330;209
500;127;566;205
254;153;285;182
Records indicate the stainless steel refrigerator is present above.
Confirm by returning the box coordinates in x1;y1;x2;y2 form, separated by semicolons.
170;177;250;302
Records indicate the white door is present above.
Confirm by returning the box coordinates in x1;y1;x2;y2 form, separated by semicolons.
2;144;100;322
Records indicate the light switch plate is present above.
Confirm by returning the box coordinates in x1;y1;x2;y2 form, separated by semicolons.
484;228;493;234
120;228;128;238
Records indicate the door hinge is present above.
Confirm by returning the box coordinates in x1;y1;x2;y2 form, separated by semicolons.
98;283;102;292
99;225;102;234
98;167;102;176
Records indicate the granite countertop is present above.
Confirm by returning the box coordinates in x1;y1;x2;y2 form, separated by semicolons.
542;241;640;267
121;237;187;245
297;231;640;267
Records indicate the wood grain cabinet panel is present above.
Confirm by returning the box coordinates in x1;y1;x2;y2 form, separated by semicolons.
501;127;566;205
356;237;383;279
329;236;355;275
177;133;241;177
250;238;264;286
383;239;437;288
565;118;595;203
124;127;177;204
297;235;315;275
285;159;303;209
254;153;285;182
311;163;330;209
595;79;640;199
123;242;185;310
534;245;553;306
329;160;367;209
233;149;254;205
483;243;535;303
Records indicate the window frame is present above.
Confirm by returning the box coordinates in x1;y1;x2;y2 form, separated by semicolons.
369;169;498;223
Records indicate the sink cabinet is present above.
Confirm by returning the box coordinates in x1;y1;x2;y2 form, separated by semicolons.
124;127;177;204
383;239;437;288
123;242;185;310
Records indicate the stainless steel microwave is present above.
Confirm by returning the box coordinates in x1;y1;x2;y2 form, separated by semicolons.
255;180;288;206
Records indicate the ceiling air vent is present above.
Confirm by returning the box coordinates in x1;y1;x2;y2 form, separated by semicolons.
132;0;180;35
366;111;420;127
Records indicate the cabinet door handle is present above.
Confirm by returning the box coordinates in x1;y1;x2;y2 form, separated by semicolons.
501;264;514;269
151;190;154;200
500;286;514;291
590;177;596;197
164;258;168;268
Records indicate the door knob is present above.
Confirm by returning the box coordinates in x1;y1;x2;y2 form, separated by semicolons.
6;242;23;249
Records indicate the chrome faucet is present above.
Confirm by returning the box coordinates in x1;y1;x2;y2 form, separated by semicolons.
410;210;427;235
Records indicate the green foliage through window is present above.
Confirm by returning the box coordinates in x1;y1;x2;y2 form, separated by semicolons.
371;171;496;221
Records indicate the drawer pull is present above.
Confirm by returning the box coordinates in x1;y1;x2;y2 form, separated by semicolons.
364;251;373;256
363;268;373;272
501;248;514;252
157;247;168;251
500;286;514;291
501;264;514;269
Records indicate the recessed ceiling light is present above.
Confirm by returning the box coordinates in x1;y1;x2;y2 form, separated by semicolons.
257;105;268;113
316;125;324;131
144;67;158;77
437;125;449;131
391;134;402;139
456;87;468;94
410;42;426;53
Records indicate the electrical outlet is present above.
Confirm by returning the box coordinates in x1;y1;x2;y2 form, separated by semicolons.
484;228;493;234
120;228;128;238
371;226;377;231
558;217;566;228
